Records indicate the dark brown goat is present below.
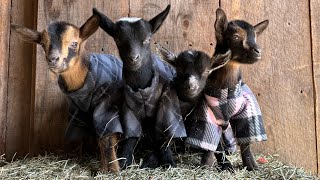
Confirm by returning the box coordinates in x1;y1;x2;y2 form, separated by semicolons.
11;14;122;173
205;8;269;171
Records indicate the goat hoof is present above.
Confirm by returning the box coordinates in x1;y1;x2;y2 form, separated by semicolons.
217;161;234;173
159;148;176;168
141;153;159;169
119;155;133;170
242;156;259;171
109;162;120;173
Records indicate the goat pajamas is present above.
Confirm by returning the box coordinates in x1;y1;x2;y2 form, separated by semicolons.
185;80;267;151
121;55;187;140
60;54;124;140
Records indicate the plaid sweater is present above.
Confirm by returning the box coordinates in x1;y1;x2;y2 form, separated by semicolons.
185;80;267;151
59;54;124;140
121;55;187;140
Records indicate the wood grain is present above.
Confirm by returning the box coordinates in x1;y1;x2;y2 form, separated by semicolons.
6;0;37;159
310;0;320;174
32;0;129;154
221;0;317;173
129;0;219;56
0;0;11;155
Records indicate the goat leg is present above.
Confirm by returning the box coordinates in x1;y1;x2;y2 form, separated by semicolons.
119;137;138;169
98;133;120;173
240;143;258;171
141;139;176;169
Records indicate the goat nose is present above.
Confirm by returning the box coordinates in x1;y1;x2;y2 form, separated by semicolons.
186;82;197;90
48;56;59;64
253;48;261;55
129;54;140;62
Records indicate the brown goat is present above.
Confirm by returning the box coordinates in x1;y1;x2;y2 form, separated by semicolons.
11;14;122;173
206;8;269;171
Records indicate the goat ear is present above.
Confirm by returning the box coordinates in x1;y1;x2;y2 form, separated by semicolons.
93;8;115;37
156;43;176;66
11;24;41;44
79;13;100;41
149;4;171;34
210;50;231;73
254;20;269;36
215;8;228;43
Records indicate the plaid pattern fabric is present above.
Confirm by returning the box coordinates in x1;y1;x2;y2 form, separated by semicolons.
59;54;124;140
185;80;267;151
121;55;186;140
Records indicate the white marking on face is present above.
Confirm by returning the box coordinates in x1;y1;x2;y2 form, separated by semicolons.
243;38;250;50
118;17;142;23
187;51;194;55
188;75;199;90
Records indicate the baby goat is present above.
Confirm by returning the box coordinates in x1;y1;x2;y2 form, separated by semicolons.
93;5;186;169
186;8;269;171
11;14;123;173
158;45;237;171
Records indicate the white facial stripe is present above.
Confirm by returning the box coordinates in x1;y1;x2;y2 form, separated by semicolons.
189;75;199;89
118;17;142;23
187;50;194;55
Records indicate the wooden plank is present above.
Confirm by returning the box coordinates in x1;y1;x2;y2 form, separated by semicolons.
129;0;219;56
311;0;320;174
6;0;37;159
32;0;129;154
0;0;11;155
221;0;317;173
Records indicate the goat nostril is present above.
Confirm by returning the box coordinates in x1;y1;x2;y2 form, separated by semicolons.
134;54;140;61
129;55;140;62
253;48;261;54
49;57;59;63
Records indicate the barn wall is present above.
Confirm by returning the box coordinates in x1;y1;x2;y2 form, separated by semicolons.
1;0;319;174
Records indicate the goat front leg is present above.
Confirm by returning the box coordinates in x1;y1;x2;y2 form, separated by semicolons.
119;137;139;169
98;133;120;173
201;140;234;172
240;143;258;171
141;139;176;169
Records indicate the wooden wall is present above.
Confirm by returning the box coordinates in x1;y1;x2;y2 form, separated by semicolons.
1;0;319;174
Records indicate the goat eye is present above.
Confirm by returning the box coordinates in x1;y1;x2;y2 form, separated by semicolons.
233;34;240;40
69;42;78;49
40;42;45;47
143;37;151;44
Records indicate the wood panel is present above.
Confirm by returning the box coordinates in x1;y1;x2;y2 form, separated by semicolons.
32;0;129;154
221;0;317;173
0;0;11;155
6;0;37;159
310;0;320;174
129;0;219;56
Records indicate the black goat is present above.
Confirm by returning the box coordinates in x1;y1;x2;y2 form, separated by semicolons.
93;5;186;169
158;45;237;171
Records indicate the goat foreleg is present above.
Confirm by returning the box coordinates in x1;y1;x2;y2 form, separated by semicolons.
98;133;120;173
240;143;258;171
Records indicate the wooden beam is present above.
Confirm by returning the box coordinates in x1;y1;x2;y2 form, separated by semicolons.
0;0;11;155
6;0;37;159
221;0;317;173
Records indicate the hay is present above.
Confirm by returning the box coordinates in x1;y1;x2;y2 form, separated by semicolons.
0;152;317;180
